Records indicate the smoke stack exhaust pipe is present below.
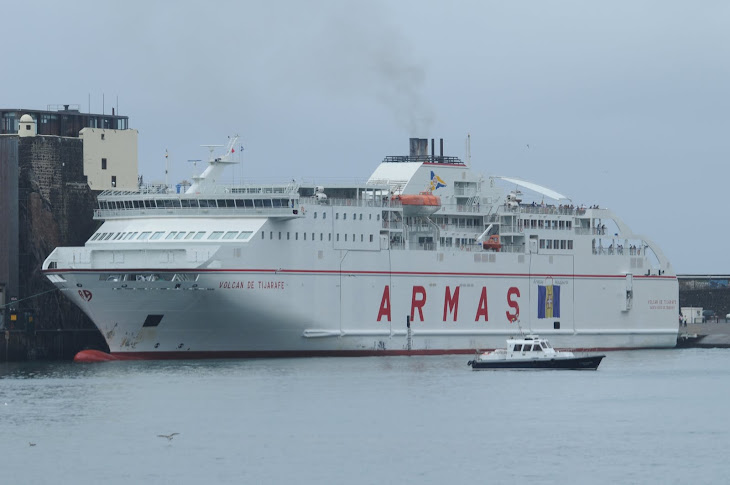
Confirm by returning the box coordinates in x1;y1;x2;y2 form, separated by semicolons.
440;138;444;159
431;138;435;159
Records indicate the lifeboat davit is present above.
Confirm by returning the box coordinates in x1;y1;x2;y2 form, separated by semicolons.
392;193;441;216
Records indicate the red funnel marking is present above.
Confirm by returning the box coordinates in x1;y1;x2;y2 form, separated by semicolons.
74;350;118;363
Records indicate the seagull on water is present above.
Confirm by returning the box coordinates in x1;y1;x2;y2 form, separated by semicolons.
157;433;179;441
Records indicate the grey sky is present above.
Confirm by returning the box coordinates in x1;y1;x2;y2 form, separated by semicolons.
4;0;729;273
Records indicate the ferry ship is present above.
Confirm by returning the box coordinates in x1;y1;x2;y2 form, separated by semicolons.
42;136;679;358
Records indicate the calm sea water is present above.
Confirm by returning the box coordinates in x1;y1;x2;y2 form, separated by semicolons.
1;349;729;485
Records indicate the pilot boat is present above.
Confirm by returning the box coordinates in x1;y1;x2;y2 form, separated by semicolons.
467;334;605;370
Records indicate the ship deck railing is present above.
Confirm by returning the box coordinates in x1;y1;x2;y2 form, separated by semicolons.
95;206;304;219
502;205;592;216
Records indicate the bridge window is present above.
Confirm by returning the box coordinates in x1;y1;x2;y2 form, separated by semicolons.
138;232;152;240
237;231;253;240
174;232;186;240
150;231;165;240
193;232;205;240
209;231;224;240
166;232;177;240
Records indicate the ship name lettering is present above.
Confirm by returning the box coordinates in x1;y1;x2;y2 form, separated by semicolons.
376;285;524;324
219;281;249;289
258;280;285;290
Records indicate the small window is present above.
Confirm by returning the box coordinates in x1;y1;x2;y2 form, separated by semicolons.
329;233;332;241
336;213;339;220
295;233;298;240
209;231;224;240
304;233;307;241
312;233;315;240
314;212;317;219
150;231;165;240
184;232;195;240
359;214;362;220
101;133;105;140
138;232;152;240
278;232;282;240
261;232;265;239
377;215;380;221
320;233;323;241
513;344;522;352
369;235;373;242
345;234;348;241
111;175;116;188
165;232;178;240
323;212;326;219
343;213;346;220
287;232;290;240
193;232;205;240
223;231;238;240
237;231;253;240
360;234;363;242
126;232;138;240
174;232;186;240
91;233;100;241
101;158;107;170
337;234;340;241
270;231;273;239
369;214;372;220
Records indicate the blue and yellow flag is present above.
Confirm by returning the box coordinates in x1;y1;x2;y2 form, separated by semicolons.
537;284;560;319
429;171;446;191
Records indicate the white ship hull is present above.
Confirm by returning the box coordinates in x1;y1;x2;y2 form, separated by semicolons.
43;137;679;358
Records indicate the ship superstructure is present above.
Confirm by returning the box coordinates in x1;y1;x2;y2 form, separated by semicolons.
42;137;679;357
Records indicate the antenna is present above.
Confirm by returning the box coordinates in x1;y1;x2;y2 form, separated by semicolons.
465;133;471;166
164;149;170;188
200;144;224;162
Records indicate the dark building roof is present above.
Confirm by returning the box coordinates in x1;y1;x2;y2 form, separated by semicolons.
1;104;129;137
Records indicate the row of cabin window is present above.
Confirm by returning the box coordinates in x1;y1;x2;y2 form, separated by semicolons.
513;343;548;352
90;230;254;242
100;198;296;210
539;239;574;250
262;231;375;243
522;219;572;230
316;212;379;221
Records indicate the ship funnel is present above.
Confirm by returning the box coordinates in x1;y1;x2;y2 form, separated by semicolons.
409;138;428;157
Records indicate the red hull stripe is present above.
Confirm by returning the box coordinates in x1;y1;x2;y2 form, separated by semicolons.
43;268;677;280
77;346;661;361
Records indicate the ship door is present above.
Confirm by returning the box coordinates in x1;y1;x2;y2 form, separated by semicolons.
529;235;538;254
623;274;633;311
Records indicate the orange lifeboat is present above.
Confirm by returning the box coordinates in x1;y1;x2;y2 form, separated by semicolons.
391;193;441;216
482;234;501;251
394;194;441;206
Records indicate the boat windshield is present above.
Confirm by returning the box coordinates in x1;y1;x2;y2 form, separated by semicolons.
513;344;522;351
541;341;552;349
